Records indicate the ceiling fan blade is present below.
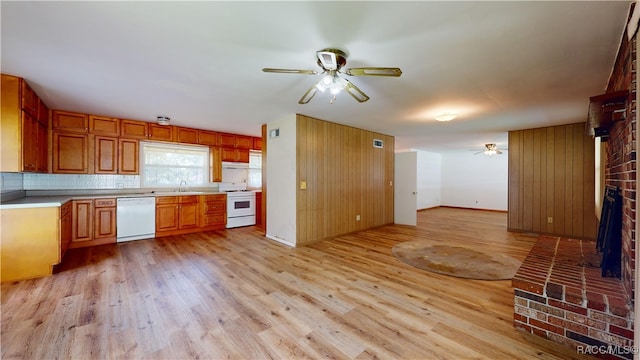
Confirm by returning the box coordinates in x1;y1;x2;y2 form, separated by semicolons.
317;51;338;70
344;67;402;77
298;82;320;104
262;68;318;75
344;80;370;103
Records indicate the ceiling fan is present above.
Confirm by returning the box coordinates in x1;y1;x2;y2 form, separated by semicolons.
474;143;507;156
262;48;402;104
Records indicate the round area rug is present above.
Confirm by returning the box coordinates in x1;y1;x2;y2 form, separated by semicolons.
392;241;522;280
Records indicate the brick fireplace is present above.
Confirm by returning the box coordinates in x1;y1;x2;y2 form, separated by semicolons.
512;4;637;358
513;236;633;358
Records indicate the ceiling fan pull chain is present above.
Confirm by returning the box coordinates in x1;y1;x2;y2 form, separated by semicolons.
330;95;337;104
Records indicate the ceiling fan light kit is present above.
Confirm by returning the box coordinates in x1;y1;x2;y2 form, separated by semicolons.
262;48;401;104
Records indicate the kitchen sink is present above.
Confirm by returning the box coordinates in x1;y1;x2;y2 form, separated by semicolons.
147;191;204;196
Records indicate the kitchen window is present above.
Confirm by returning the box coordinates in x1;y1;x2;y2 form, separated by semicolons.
248;150;262;188
140;142;209;187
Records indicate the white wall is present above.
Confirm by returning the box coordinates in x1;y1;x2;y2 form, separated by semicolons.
415;150;442;209
265;114;297;247
441;151;508;211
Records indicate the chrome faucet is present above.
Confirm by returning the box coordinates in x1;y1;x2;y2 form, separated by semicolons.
179;180;187;192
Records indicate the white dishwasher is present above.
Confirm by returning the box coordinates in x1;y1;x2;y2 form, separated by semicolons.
116;197;156;242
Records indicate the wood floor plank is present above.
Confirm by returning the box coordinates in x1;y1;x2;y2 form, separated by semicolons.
1;208;595;359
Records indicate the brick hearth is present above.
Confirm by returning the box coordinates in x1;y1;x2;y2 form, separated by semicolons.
513;236;633;359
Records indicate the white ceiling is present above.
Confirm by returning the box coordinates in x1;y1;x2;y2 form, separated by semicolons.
1;1;631;153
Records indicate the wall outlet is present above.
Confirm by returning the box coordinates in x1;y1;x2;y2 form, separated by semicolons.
300;181;307;190
356;215;361;221
117;183;124;189
547;217;553;224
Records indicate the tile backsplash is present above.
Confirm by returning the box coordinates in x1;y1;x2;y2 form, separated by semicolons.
0;173;24;192
22;173;141;190
0;171;249;193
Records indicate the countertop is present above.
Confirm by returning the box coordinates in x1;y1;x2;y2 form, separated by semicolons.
0;189;233;209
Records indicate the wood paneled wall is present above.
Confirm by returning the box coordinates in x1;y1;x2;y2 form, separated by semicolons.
296;114;394;245
508;122;597;240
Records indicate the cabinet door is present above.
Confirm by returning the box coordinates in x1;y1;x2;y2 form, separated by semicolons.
94;207;116;239
61;209;72;258
120;119;148;139
236;149;250;163
218;133;236;148
210;147;222;182
174;127;199;144
156;203;179;232
37;99;49;127
89;116;120;136
148;124;174;141
72;200;93;243
220;147;236;162
198;130;218;146
36;121;48;173
118;138;139;174
235;135;252;149
53;132;88;173
21;111;37;172
21;81;38;117
179;203;199;229
52;110;88;133
94;136;118;174
253;137;262;150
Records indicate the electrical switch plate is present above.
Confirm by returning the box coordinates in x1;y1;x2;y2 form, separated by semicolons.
547;217;553;224
300;181;307;190
356;215;361;221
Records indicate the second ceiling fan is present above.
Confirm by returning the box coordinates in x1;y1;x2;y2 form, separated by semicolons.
263;48;402;104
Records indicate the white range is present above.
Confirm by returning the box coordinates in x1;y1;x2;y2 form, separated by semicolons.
219;184;256;228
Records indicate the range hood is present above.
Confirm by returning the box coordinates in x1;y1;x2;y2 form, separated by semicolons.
222;161;249;169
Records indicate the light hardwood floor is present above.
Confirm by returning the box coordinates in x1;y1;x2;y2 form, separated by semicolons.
1;207;594;359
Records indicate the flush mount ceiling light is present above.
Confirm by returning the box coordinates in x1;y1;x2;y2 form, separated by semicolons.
156;116;171;125
434;113;457;122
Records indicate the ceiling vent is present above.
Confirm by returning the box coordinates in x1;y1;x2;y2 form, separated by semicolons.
156;116;171;126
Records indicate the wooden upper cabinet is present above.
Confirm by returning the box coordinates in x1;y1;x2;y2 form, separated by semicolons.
37;99;49;127
1;74;47;173
210;147;222;182
53;132;88;173
174;126;199;144
52;110;89;133
21;80;38;117
235;135;252;149
221;147;250;163
21;111;38;172
198;130;218;146
119;138;139;174
253;137;262;150
148;124;174;142
120;119;148;139
89;116;120;136
218;133;252;149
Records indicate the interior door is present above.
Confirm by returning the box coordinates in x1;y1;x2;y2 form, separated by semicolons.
394;152;417;226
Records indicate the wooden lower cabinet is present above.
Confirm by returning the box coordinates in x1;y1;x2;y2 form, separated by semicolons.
156;194;226;237
255;191;263;229
94;198;116;240
70;198;116;249
60;201;72;258
156;197;180;232
1;206;62;282
200;194;226;228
